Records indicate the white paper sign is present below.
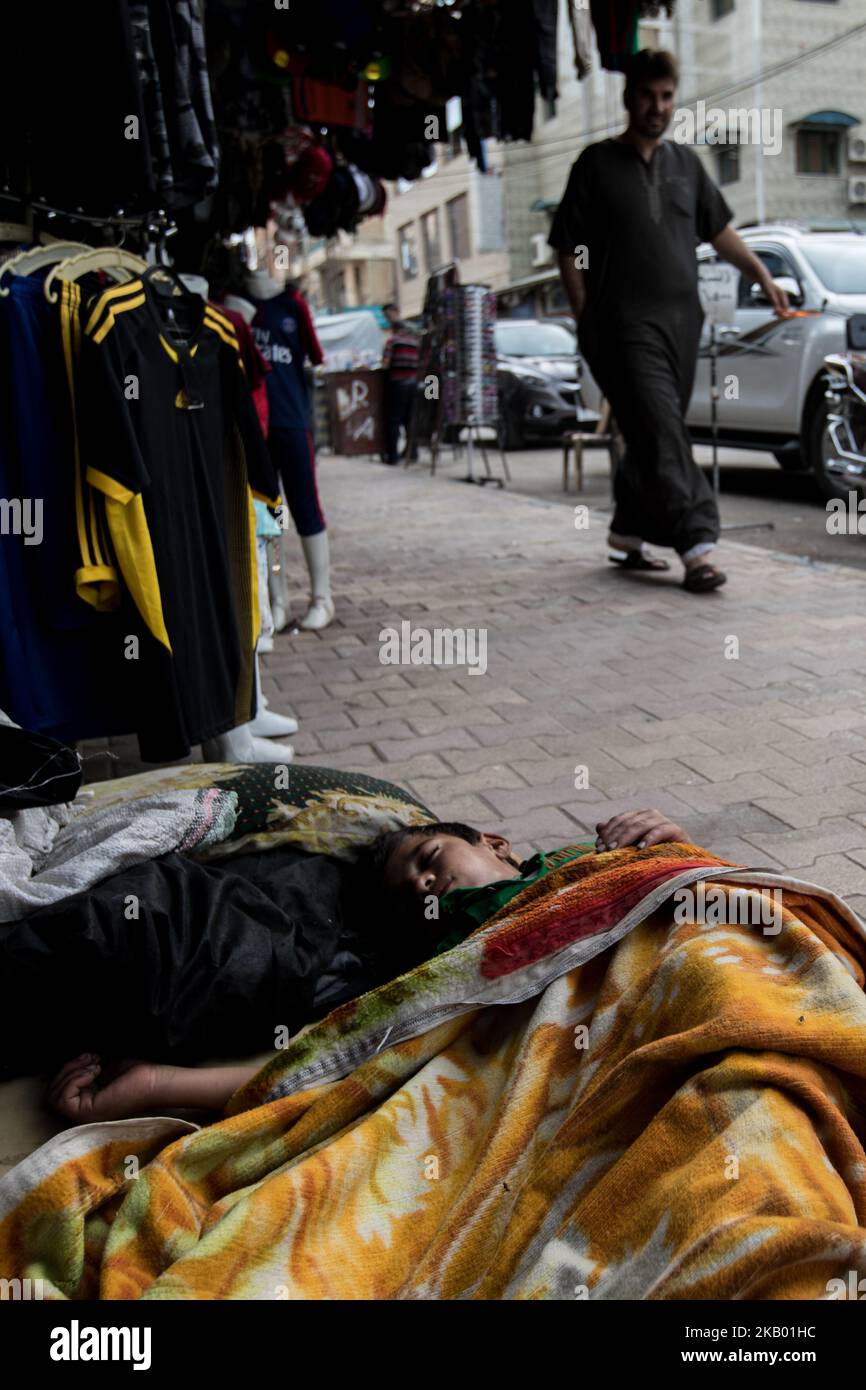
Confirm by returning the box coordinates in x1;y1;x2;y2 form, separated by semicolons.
698;261;739;325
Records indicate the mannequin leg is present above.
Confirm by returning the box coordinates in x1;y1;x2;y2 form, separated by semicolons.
268;532;293;634
248;650;299;738
300;530;335;631
201;724;294;764
257;535;276;651
268;427;335;631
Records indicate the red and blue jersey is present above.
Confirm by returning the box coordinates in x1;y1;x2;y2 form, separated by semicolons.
251;288;324;431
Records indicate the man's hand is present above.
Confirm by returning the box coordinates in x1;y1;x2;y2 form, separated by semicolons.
595;808;688;851
711;225;791;318
759;273;790;318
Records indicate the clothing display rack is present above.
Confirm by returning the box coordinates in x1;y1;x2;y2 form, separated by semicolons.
410;266;509;487
0;194;179;260
0;225;281;763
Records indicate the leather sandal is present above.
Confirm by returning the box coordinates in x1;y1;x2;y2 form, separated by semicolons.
609;551;670;572
683;563;727;592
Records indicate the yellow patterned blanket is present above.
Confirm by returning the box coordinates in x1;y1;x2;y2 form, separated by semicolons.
2;843;866;1300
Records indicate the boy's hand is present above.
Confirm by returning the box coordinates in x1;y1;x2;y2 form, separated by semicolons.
595;808;687;851
47;1053;260;1122
48;1054;160;1122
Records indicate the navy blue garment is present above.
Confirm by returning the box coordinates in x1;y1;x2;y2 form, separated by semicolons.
0;274;135;740
250;288;323;431
267;427;326;538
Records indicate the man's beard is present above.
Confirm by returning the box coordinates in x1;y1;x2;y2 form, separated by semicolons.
639;114;670;137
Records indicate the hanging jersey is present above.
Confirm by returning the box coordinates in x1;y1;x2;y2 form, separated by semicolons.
250;288;323;431
0;273;138;742
73;275;280;760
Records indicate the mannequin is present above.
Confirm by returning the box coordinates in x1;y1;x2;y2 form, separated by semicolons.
244;268;282;301
244;267;335;631
179;273;210;299
248;651;298;739
223;292;257;324
201;725;294;764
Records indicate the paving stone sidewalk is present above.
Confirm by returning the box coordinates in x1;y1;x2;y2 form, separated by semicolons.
259;454;866;915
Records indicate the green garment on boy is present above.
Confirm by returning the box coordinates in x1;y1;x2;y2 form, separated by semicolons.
433;842;596;955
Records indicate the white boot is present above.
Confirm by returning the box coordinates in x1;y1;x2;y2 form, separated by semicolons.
201;723;294;764
248;651;298;738
299;530;335;630
268;532;293;633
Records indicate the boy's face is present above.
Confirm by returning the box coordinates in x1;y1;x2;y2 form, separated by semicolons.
384;831;519;906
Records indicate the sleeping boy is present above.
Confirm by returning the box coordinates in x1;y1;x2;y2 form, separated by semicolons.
48;807;687;1123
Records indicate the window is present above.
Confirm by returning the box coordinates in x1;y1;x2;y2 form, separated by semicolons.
716;145;739;186
447;194;471;261
737;249;798;306
421;209;442;271
796;127;841;174
398;223;418;280
494;321;576;358
711;0;735;18
801;241;866;294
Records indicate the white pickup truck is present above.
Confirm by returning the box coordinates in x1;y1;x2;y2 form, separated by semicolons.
688;224;866;499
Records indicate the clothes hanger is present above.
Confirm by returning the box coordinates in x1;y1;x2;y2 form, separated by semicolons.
144;261;198;299
0;241;93;297
43;246;148;303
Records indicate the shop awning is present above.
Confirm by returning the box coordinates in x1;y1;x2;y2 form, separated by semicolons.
790;110;860;128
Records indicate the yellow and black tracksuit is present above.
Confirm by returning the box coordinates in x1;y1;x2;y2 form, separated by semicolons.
60;273;280;760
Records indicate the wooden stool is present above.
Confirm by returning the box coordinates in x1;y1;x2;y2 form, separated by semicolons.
562;398;619;493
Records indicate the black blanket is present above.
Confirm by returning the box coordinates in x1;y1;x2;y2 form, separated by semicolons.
0;846;378;1079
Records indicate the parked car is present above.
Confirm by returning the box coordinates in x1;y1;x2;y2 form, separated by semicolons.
688;224;866;498
495;318;597;449
821;314;866;495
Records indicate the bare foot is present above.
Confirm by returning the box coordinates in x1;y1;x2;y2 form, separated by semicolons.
47;1054;168;1122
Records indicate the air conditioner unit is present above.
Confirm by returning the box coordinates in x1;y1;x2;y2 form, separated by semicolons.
848;130;866;163
849;175;866;205
530;233;552;268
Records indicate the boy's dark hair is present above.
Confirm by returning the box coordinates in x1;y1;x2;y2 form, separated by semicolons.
363;821;483;889
623;48;678;93
351;822;483;980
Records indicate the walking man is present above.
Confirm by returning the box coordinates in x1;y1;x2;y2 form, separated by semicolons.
382;302;420;465
549;49;789;592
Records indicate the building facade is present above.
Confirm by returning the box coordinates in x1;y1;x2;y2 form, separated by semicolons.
281;0;866;316
382;145;510;318
505;0;866;291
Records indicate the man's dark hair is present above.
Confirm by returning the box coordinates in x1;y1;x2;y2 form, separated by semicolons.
383;301;398;314
623;48;678;93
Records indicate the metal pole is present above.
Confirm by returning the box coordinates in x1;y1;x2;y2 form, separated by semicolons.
709;319;775;535
752;0;766;223
710;322;720;498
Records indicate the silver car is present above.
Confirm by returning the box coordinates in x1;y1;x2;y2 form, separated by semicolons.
688;225;866;498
